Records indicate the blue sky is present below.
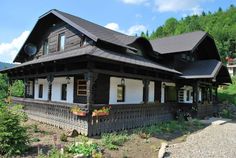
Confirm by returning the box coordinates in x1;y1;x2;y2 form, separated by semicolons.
0;0;235;63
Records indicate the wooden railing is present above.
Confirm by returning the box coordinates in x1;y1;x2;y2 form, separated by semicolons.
88;103;174;136
12;97;89;135
12;98;176;136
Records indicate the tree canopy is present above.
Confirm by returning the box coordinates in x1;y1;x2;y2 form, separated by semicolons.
142;5;236;62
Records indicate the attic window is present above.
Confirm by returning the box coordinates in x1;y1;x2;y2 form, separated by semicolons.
43;39;49;55
58;33;65;51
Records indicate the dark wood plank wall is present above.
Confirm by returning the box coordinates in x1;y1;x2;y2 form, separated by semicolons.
93;74;110;104
35;22;86;59
154;81;161;102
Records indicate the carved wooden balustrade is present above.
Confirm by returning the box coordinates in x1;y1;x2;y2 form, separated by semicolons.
12;97;89;135
12;97;175;136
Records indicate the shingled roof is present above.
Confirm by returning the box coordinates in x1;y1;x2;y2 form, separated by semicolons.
180;59;222;79
3;46;181;74
150;31;207;54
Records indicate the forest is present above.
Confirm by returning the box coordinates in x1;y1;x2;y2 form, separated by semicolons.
141;5;236;62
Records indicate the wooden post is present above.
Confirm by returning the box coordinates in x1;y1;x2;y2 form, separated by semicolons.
143;80;150;103
85;72;97;111
47;74;54;101
193;82;199;104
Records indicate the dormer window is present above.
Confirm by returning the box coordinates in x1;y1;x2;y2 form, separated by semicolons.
58;33;65;51
43;39;49;55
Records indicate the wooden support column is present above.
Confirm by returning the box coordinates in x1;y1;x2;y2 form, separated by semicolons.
143;80;150;103
85;72;97;110
47;74;54;101
193;82;199;104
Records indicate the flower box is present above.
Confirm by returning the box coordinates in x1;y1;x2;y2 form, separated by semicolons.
92;111;109;117
72;111;86;116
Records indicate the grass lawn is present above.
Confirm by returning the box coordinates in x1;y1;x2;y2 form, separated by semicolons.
218;77;236;105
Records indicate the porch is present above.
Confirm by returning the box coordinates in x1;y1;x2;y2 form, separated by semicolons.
13;97;174;136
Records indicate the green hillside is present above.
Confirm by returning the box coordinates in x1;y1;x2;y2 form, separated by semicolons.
0;62;15;70
142;5;236;62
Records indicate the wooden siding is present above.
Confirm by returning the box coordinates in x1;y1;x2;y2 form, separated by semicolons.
35;22;92;59
93;74;110;104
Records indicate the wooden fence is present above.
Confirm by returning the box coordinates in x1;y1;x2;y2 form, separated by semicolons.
13;97;175;136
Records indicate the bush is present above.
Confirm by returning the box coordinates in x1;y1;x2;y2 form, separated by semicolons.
0;104;29;156
67;141;99;157
218;77;236;105
101;132;129;150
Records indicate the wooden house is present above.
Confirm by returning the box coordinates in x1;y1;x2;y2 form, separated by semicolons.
1;9;231;136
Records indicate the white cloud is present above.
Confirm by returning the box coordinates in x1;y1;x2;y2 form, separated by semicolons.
121;0;148;5
126;25;147;35
105;22;147;35
154;0;212;13
0;31;30;63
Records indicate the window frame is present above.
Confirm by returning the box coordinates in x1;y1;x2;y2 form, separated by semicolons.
77;80;87;96
58;32;65;51
117;84;125;102
43;39;49;55
61;84;67;101
38;84;43;98
26;81;33;96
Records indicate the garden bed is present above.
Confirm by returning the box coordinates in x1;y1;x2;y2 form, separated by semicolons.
17;119;206;158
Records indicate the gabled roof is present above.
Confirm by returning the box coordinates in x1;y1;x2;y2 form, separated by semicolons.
13;9;138;62
3;46;181;74
180;59;222;79
150;31;207;54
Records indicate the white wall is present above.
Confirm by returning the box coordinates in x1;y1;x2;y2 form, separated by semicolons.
109;77;143;104
51;77;74;103
148;81;155;102
34;79;49;100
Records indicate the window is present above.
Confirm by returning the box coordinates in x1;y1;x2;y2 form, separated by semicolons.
186;90;190;101
117;85;125;102
61;84;67;100
77;80;87;96
26;81;33;96
38;84;43;98
58;33;65;51
43;39;49;55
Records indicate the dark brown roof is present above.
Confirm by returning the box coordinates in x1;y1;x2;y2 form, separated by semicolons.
180;59;222;79
2;46;181;74
54;10;137;46
150;31;207;54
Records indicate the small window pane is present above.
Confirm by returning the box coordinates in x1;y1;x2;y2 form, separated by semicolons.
61;84;67;100
77;80;87;96
43;39;49;55
38;84;43;98
58;33;65;51
117;85;125;102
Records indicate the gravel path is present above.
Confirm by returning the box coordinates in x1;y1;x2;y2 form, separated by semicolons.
166;121;236;158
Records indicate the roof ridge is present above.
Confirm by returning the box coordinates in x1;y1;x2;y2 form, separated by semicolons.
54;9;134;38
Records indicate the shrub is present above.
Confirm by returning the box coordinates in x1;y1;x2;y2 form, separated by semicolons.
60;133;68;142
67;141;99;157
219;108;233;118
0;105;29;156
101;132;129;150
